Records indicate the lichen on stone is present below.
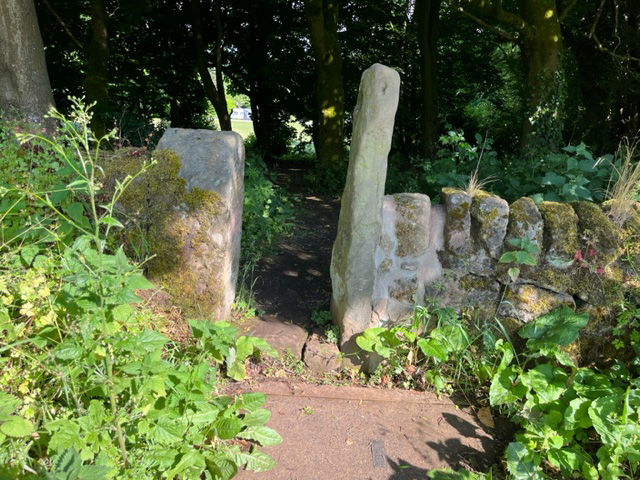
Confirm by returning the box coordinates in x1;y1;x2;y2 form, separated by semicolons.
470;190;509;259
441;188;471;256
506;197;543;259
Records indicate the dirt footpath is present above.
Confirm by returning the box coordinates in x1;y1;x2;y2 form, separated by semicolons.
230;380;507;480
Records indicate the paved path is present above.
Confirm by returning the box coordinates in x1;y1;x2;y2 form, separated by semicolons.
230;380;507;480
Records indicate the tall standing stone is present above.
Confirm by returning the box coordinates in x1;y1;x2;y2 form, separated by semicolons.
330;64;400;348
155;128;244;321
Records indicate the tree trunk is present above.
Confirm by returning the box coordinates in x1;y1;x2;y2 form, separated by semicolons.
416;0;441;160
191;0;231;131
0;0;55;124
519;0;563;152
84;0;110;139
305;0;345;166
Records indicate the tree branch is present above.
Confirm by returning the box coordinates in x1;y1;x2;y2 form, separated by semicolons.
589;0;640;65
449;3;519;43
558;0;577;22
42;0;84;50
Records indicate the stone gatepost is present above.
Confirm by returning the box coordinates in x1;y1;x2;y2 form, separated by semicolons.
330;64;400;351
155;128;244;321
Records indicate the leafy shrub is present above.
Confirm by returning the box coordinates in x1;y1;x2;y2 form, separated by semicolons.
356;306;501;393
386;129;617;206
240;145;295;271
0;101;280;478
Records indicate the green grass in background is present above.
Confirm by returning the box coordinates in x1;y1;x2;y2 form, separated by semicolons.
232;120;254;139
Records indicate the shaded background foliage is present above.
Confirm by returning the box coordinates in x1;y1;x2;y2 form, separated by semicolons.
29;0;640;175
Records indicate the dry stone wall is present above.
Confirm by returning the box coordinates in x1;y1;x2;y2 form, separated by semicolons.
330;64;640;361
332;177;640;354
369;190;640;333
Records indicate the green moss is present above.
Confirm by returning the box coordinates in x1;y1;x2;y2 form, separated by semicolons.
527;268;572;294
572;201;622;266
99;148;225;318
538;202;579;260
570;267;624;306
460;274;494;292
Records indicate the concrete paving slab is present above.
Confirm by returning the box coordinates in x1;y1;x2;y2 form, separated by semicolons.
229;380;506;480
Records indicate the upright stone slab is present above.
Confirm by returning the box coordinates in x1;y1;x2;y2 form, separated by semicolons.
330;64;400;348
155;128;244;321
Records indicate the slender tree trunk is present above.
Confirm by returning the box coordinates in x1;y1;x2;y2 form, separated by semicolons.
191;0;231;131
305;0;345;166
244;0;281;161
84;0;109;138
0;0;55;124
519;0;563;152
416;0;441;160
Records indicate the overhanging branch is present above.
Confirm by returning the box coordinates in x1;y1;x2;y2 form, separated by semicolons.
42;0;84;50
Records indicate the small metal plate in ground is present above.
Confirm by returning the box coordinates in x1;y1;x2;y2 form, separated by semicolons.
370;439;388;468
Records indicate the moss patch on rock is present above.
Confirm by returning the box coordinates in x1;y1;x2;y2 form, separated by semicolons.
100;149;225;318
538;201;579;263
571;201;622;266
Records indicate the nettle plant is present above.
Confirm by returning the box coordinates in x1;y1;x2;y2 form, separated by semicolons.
499;236;540;282
0;100;280;479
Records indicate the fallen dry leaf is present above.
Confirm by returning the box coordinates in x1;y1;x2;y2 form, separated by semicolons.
477;406;495;428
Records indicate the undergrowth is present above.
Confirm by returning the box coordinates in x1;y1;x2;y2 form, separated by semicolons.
356;302;640;479
0;101;281;479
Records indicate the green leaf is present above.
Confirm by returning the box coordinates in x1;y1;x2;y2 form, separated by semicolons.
0;416;34;437
564;398;592;431
111;304;135;323
100;215;123;228
230;450;276;473
499;251;517;264
165;449;205;479
588;395;622;444
148;418;185;445
548;448;580;476
240;393;266;411
237;426;283;446
206;456;238;480
541;171;566;187
136;329;168;353
417;337;449;362
243;408;271;426
48;421;84;451
427;468;487;479
0;393;20;420
77;465;115;480
489;366;527;406
20;245;40;265
50;183;69;205
54;342;84;360
356;328;386;353
518;308;588;347
514;251;537;266
125;274;154;291
66;202;86;225
215;417;243;439
507;267;520;283
506;442;542;479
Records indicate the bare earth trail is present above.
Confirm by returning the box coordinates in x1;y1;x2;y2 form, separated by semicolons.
234;162;508;479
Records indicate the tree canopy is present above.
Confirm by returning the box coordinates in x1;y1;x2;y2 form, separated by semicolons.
1;0;636;165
